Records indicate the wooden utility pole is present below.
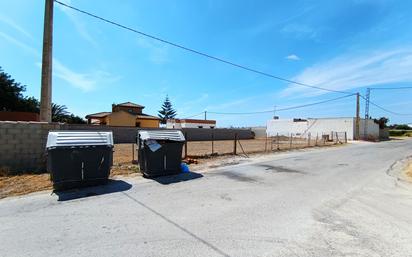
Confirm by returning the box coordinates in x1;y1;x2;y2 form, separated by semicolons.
355;93;360;140
40;0;54;122
204;111;207;120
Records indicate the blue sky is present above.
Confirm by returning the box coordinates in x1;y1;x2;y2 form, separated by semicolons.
1;0;412;126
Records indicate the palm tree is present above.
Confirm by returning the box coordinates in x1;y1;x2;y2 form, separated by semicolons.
51;103;69;122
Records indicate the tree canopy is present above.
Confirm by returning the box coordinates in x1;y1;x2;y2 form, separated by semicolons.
158;95;177;124
0;66;85;124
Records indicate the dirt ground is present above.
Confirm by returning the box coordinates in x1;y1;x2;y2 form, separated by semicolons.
0;138;340;199
405;160;412;181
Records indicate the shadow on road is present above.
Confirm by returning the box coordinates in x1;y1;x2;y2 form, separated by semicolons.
149;172;203;185
54;179;132;201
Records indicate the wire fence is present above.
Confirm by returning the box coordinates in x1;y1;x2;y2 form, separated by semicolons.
183;131;347;158
113;131;347;165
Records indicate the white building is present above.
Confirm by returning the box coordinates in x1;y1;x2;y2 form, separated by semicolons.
266;117;380;140
166;119;216;129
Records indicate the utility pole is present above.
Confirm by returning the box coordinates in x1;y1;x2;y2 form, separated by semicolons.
363;88;371;139
273;105;276;119
40;0;54;122
204;111;207;120
355;93;360;140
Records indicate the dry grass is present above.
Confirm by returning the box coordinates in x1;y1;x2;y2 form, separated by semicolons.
0;174;52;199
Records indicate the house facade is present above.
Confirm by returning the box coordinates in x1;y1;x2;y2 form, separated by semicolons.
166;119;216;129
85;102;160;127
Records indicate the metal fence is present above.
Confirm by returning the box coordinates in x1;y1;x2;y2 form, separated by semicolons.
113;131;347;165
183;131;347;158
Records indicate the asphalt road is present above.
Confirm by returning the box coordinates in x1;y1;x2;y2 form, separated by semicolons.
1;139;412;257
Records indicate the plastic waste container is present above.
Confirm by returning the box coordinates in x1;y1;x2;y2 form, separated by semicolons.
46;131;114;190
138;130;185;177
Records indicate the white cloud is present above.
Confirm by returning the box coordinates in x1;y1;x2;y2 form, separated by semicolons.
281;23;319;39
0;14;34;40
281;48;412;97
136;37;169;64
51;59;121;92
286;54;300;61
0;31;39;56
56;0;98;47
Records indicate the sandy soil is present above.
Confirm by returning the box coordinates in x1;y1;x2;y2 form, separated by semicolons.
405;161;412;182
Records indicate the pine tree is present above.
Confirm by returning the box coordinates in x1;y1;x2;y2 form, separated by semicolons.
158;95;176;124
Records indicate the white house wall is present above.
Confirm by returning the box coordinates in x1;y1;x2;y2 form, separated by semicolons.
359;119;379;139
307;118;354;139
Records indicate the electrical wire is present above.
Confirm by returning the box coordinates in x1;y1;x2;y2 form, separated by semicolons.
54;0;352;95
360;95;412;116
207;93;356;115
369;86;412;90
183;112;204;119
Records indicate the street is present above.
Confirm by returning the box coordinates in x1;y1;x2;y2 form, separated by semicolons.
1;139;412;257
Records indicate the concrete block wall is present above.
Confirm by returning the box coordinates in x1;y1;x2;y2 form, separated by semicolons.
0;122;255;173
0;121;61;173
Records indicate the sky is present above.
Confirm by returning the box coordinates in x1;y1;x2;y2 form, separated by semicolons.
1;0;412;127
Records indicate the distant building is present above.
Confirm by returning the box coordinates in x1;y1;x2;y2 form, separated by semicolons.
266;117;380;140
85;102;160;127
166;119;216;129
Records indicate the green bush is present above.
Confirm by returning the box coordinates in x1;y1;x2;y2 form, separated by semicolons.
389;130;412;136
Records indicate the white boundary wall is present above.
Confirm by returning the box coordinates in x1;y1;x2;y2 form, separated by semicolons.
266;117;379;140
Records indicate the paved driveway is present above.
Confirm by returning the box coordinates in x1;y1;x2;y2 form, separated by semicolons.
1;139;412;257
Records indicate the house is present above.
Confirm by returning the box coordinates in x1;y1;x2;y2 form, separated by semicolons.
85;102;160;127
166;118;216;129
266;117;380;140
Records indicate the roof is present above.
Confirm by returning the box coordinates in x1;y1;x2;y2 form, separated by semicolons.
168;118;216;124
85;111;160;120
85;112;112;118
116;102;145;108
137;114;160;120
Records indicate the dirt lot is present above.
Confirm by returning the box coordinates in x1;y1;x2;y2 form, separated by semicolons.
0;138;340;199
405;160;412;181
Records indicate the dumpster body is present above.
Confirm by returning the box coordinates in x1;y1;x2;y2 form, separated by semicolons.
138;130;185;177
46;131;114;190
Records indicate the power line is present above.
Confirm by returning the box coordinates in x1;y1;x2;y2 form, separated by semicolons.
208;93;356;115
54;0;352;95
359;95;412;116
182;112;204;119
369;86;412;90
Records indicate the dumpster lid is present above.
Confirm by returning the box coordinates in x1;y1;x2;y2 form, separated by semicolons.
138;130;185;142
46;131;114;148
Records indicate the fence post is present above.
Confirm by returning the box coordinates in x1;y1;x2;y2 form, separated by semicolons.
344;132;347;143
264;135;267;152
289;133;293;149
315;133;318;146
335;132;339;144
233;133;237;155
211;131;214;155
277;133;280;150
132;143;134;162
307;133;311;147
184;132;188;159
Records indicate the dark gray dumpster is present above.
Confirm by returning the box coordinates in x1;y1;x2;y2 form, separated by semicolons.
138;130;185;178
46;131;114;190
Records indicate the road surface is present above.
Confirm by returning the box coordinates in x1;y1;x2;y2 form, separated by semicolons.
1;139;412;257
